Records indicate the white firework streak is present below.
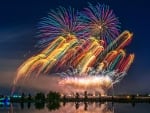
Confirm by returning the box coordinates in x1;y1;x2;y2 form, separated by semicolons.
58;68;126;93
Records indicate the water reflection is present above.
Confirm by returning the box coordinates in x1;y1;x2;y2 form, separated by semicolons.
47;102;60;111
6;102;113;113
57;102;113;113
1;101;150;113
34;102;45;110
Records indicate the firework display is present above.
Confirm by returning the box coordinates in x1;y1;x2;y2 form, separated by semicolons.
58;68;126;93
79;3;120;45
37;7;89;47
14;3;135;93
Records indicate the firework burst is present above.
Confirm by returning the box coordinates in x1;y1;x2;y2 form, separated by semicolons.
38;7;89;46
79;3;120;45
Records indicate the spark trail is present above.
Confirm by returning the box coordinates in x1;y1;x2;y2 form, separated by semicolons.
14;31;134;91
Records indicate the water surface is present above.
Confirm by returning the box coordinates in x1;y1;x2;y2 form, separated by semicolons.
0;102;150;113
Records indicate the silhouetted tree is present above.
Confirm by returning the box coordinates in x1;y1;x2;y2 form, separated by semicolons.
35;92;45;102
47;91;60;102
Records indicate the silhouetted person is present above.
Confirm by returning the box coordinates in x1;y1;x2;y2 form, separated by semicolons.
75;93;79;100
63;94;66;100
99;93;101;101
84;91;88;99
21;93;25;102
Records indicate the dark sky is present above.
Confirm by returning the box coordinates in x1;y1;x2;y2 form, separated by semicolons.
0;0;150;94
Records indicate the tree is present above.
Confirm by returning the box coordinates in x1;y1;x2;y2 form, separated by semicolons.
35;92;45;102
47;91;60;102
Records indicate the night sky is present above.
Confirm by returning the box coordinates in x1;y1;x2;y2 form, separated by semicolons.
0;0;150;94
